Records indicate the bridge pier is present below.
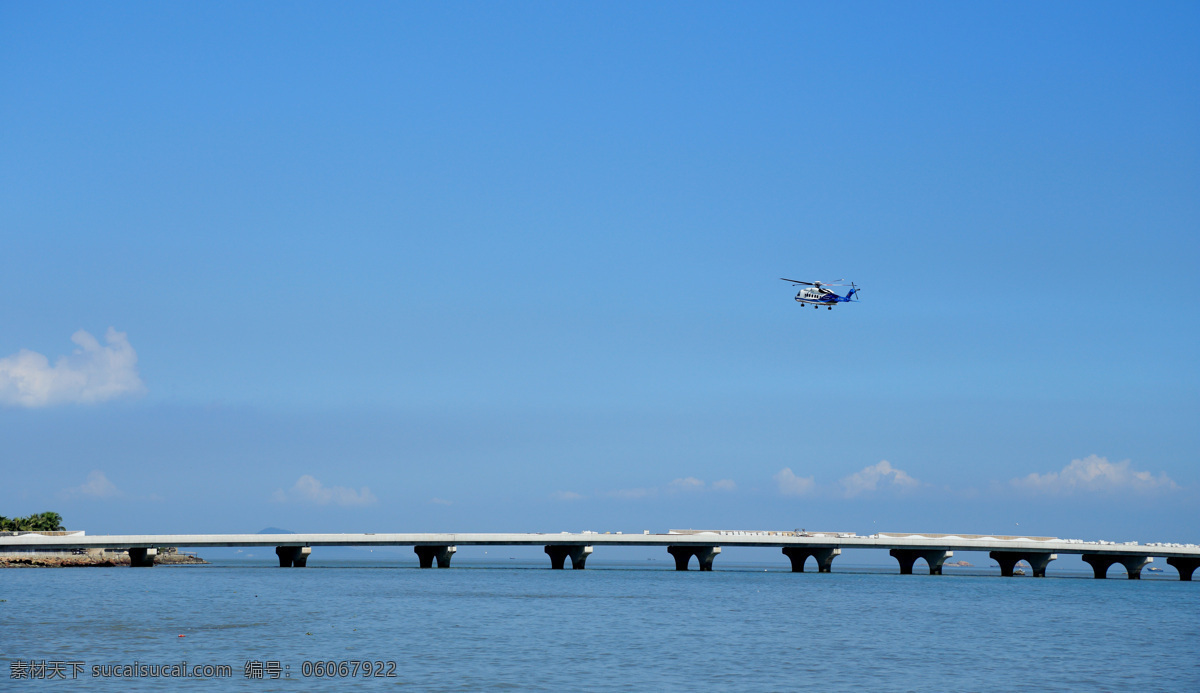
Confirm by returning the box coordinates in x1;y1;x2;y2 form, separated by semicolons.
1081;554;1152;579
414;545;456;568
989;551;1057;577
1166;557;1200;581
275;546;311;567
128;547;157;567
1025;552;1057;578
667;545;721;571
544;545;593;569
890;549;952;575
781;547;841;573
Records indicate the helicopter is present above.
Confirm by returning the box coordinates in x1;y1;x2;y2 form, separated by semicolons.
781;278;859;310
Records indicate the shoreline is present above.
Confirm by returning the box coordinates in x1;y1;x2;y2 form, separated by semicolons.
0;552;209;568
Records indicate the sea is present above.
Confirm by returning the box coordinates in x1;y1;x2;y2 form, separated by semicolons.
2;558;1197;691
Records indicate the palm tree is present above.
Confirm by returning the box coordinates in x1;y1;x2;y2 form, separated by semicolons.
43;512;64;531
0;512;66;532
32;512;64;531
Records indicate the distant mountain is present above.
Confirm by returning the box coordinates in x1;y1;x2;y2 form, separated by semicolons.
256;527;295;534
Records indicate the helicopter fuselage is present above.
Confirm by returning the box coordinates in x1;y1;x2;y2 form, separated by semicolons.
795;288;837;304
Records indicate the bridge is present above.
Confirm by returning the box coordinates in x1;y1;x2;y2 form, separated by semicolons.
2;529;1198;580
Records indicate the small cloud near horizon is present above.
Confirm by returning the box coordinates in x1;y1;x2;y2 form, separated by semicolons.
667;477;705;493
840;461;920;497
429;497;453;506
774;468;815;496
61;470;121;499
0;328;146;408
272;475;377;507
1010;455;1178;495
607;477;737;499
607;487;656;500
550;490;584;501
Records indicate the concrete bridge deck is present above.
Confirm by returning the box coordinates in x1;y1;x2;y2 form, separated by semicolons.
3;530;1198;579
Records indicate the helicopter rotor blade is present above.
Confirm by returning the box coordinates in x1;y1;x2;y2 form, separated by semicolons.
780;278;816;285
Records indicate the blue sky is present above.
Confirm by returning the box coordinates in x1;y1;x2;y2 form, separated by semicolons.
1;3;1197;552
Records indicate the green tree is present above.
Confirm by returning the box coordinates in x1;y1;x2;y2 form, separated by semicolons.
34;512;65;531
0;512;65;532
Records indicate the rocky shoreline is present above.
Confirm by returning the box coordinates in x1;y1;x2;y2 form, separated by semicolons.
0;552;208;568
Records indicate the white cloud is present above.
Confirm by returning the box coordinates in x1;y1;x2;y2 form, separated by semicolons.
63;470;120;499
602;476;739;499
840;461;919;497
0;328;146;408
1011;455;1178;494
272;475;378;506
608;487;656;500
774;468;815;496
667;477;705;493
550;490;584;501
429;497;453;506
607;476;738;499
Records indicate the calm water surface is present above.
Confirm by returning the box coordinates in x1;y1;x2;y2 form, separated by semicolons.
2;561;1197;691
